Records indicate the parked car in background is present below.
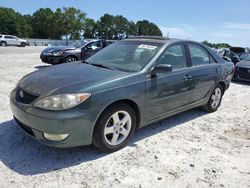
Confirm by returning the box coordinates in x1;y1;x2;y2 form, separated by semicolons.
234;54;250;82
218;50;240;65
10;36;234;152
40;39;112;65
0;34;27;47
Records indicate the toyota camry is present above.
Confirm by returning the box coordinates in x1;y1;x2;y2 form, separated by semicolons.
10;36;234;152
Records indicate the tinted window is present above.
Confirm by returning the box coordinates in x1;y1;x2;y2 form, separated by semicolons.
156;44;187;69
85;41;102;50
4;36;13;39
188;44;210;66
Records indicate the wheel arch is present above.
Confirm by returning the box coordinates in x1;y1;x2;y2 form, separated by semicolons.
65;55;79;61
217;81;226;95
1;41;7;45
95;99;141;131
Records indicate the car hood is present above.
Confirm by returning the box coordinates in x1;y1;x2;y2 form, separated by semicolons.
42;46;76;53
236;61;250;68
18;63;131;96
19;39;27;42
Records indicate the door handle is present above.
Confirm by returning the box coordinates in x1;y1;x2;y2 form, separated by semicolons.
215;68;220;73
184;75;192;80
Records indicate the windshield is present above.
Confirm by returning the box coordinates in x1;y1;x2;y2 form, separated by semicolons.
86;41;163;72
68;40;88;48
242;54;250;61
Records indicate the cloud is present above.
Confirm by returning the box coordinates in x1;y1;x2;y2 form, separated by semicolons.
223;23;250;30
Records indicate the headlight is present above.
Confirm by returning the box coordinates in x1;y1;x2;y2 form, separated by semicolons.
34;93;91;110
52;51;63;56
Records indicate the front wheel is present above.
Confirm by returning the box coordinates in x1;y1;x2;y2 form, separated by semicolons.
203;84;223;112
20;42;26;47
65;56;77;63
93;103;136;152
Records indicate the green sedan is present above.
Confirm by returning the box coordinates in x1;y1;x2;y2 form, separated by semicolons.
10;36;234;152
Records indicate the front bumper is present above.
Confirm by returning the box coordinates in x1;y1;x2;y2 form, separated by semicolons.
40;54;64;65
235;66;250;82
10;89;96;148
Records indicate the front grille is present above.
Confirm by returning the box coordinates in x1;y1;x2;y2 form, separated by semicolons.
14;117;35;137
15;87;39;104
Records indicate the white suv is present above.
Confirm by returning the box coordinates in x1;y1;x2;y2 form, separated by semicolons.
0;34;27;47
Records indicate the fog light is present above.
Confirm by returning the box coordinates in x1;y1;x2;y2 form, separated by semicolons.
43;133;69;141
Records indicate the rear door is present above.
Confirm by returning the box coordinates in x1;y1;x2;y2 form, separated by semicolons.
146;43;194;121
186;43;220;103
4;36;17;45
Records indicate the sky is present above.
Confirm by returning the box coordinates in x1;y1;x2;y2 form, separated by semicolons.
1;0;250;47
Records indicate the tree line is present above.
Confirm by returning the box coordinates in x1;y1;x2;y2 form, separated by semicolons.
201;40;231;49
0;7;162;40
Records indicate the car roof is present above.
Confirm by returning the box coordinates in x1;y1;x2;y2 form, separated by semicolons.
124;36;193;44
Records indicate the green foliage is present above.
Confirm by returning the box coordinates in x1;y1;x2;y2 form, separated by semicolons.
0;7;162;40
61;7;86;40
137;20;162;36
84;18;96;38
31;8;54;38
0;7;31;37
202;40;231;49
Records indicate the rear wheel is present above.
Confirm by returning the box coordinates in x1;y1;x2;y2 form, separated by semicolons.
1;41;7;47
203;84;223;112
93;103;136;152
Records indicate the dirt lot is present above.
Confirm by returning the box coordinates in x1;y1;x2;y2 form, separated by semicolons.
0;47;249;188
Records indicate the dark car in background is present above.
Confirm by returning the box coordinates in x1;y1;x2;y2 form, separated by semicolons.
234;54;250;82
40;39;112;65
230;47;249;60
218;50;240;65
11;37;234;152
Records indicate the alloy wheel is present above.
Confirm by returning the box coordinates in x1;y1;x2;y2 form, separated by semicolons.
104;111;132;146
210;88;222;109
67;57;76;62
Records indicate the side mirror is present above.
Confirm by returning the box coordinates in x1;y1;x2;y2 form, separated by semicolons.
151;64;172;75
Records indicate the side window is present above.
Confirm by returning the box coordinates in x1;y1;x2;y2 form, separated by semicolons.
188;44;210;66
86;41;102;50
209;55;217;64
225;51;230;57
4;36;13;39
156;44;187;70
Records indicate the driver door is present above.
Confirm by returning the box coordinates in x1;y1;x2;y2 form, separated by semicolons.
82;41;102;60
145;43;194;121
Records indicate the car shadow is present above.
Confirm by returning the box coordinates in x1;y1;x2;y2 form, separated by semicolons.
0;108;207;176
34;65;51;69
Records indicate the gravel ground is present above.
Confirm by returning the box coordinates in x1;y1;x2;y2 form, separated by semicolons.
0;47;249;188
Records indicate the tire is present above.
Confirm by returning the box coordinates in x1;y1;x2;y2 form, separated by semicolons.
203;84;223;113
93;102;136;152
1;41;7;47
65;56;77;63
20;42;26;47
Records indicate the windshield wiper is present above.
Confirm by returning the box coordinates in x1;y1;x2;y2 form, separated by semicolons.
88;63;117;71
